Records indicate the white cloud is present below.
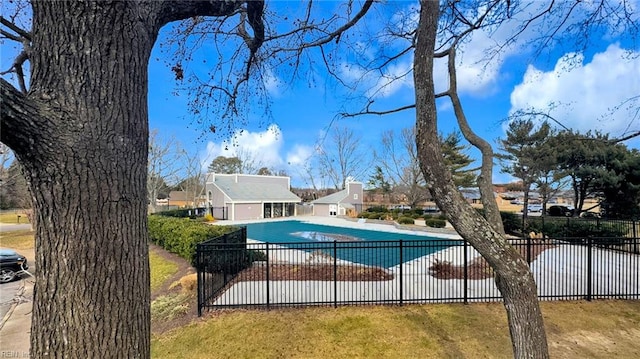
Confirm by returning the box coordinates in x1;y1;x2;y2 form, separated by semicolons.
509;44;640;139
262;68;281;97
286;144;313;166
203;126;321;185
204;124;284;169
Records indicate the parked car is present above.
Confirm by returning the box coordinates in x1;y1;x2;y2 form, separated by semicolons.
390;205;411;211
580;211;601;219
0;248;29;284
521;204;542;213
548;205;574;217
423;205;440;213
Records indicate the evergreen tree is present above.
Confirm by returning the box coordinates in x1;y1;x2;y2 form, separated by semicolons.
440;131;477;188
208;156;243;174
498;120;552;222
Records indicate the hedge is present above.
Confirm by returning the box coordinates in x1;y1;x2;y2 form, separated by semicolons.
397;216;415;225
425;218;446;228
148;215;238;265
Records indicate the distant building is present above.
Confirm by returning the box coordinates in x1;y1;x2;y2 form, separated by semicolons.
165;191;206;208
311;181;363;216
206;173;301;221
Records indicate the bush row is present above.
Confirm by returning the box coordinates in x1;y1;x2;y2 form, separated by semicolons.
148;215;238;265
359;211;447;221
155;207;207;219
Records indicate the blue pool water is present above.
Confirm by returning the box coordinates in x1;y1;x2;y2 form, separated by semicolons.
244;220;455;268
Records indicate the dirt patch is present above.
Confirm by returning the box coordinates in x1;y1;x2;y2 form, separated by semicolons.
149;244;195;301
429;240;555;280
549;328;640;358
149;244;200;334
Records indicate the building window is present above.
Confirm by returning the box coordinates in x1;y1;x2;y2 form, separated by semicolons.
354;194;358;200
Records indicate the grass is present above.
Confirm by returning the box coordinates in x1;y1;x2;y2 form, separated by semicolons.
151;301;640;359
150;251;179;292
0;230;35;250
0;212;30;224
151;293;192;321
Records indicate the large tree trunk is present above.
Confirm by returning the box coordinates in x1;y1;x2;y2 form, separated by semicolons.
414;2;549;358
0;2;257;357
21;2;154;357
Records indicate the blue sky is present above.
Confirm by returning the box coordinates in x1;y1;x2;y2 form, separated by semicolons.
2;1;639;188
146;1;640;188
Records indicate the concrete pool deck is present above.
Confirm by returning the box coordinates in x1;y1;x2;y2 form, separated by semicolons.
209;216;639;306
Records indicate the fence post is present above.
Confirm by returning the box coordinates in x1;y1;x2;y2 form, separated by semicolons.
196;244;202;317
334;240;338;308
463;240;468;305
399;240;403;306
586;237;592;301
633;220;638;254
266;242;270;309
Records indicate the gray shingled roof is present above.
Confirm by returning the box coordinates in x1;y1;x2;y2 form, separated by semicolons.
311;189;348;204
214;177;301;202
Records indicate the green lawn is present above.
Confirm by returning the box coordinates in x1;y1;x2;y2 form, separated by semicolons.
151;301;640;359
150;251;179;292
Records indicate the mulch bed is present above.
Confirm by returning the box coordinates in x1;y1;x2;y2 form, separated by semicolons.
234;263;394;282
429;240;556;280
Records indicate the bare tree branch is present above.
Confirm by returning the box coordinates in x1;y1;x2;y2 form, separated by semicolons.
0;15;31;41
341;103;415;118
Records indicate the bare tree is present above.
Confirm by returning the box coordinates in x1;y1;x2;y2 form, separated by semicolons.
236;147;266;174
376;127;478;208
177;147;209;208
0;1;269;357
1;2;377;355
414;3;549;357
148;130;183;213
317;126;370;190
376;128;427;207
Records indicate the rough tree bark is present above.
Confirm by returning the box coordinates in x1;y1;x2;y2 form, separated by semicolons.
0;1;262;357
414;2;549;358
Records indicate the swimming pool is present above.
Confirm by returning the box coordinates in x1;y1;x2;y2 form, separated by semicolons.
244;220;455;268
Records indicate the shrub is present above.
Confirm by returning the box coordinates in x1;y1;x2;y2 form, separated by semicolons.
366;206;388;213
500;211;521;234
411;208;425;216
397;216;415;225
525;217;628;246
148;215;239;265
203;213;215;222
425;218;446;228
244;249;267;263
369;212;385;220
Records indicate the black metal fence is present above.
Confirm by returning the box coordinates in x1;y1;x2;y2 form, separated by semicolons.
196;227;246;315
526;216;638;240
196;232;639;314
209;206;228;220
